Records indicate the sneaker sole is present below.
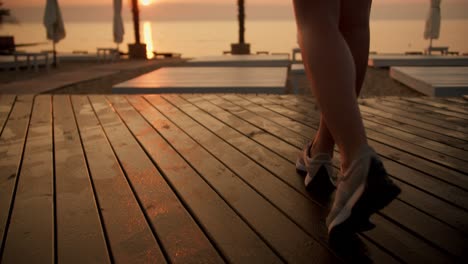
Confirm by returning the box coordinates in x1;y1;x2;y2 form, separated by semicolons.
328;158;401;236
296;157;307;174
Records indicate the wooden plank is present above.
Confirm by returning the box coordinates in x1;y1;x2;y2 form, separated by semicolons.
182;93;468;235
225;94;468;205
360;100;467;142
88;95;223;263
222;95;468;259
181;94;301;175
200;95;313;148
242;95;468;210
135;95;341;263
112;67;287;94
212;93;468;233
373;98;468;130
382;199;468;259
165;95;308;197
363;214;457;263
391;178;468;234
1;95;54;264
383;97;468;121
0;95;16;136
403;97;468;116
364;127;468;173
243;94;468;189
171;94;455;263
53;95;110;264
359;107;468;151
107;95;282;263
278;96;468;163
0;95;34;257
364;99;468;134
259;95;468;151
262;95;468;159
154;96;414;259
360;100;467;144
71;95;166;263
442;97;468;106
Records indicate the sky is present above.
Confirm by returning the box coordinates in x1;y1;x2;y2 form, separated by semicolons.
6;0;466;7
4;0;468;22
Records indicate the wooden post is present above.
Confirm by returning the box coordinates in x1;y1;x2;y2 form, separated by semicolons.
230;0;250;55
131;0;141;44
238;0;245;44
128;0;146;59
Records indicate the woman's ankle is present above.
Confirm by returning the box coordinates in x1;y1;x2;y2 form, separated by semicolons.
311;134;335;157
340;144;372;175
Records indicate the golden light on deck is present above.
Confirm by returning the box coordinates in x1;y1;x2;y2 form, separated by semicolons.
143;22;154;59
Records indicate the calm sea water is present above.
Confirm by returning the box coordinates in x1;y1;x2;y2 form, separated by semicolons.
1;19;467;58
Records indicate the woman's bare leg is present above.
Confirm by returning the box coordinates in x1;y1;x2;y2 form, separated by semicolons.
311;0;373;166
293;0;368;172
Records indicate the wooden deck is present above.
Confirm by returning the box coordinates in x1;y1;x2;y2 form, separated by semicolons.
0;94;467;263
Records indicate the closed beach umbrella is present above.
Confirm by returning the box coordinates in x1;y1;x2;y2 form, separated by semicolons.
424;0;441;50
113;0;124;47
44;0;65;67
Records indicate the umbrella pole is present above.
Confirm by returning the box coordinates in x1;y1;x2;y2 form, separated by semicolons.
53;41;57;68
429;38;433;55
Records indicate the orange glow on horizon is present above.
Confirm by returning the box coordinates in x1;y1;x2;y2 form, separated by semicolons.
143;21;155;59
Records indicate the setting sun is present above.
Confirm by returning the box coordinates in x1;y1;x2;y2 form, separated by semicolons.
141;0;153;6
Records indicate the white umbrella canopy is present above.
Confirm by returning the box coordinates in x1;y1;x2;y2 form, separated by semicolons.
43;0;66;43
424;0;441;48
113;0;125;46
43;0;65;67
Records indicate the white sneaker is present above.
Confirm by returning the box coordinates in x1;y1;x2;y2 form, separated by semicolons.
296;141;337;189
326;145;401;235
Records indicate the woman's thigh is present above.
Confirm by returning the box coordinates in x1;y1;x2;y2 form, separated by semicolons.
292;0;341;30
339;0;372;31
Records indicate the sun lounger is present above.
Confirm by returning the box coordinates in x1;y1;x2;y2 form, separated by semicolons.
13;52;50;71
292;47;301;63
0;55;27;70
97;48;120;62
153;52;181;59
369;54;468;68
390;66;468;96
425;46;449;55
0;52;50;71
113;67;288;94
188;55;290;67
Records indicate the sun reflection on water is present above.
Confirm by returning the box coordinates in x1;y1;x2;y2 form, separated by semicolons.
143;21;154;59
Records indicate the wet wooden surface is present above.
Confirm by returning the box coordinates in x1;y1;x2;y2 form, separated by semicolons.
0;94;467;263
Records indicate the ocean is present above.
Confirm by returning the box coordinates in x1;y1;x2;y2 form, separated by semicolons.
1;19;467;58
